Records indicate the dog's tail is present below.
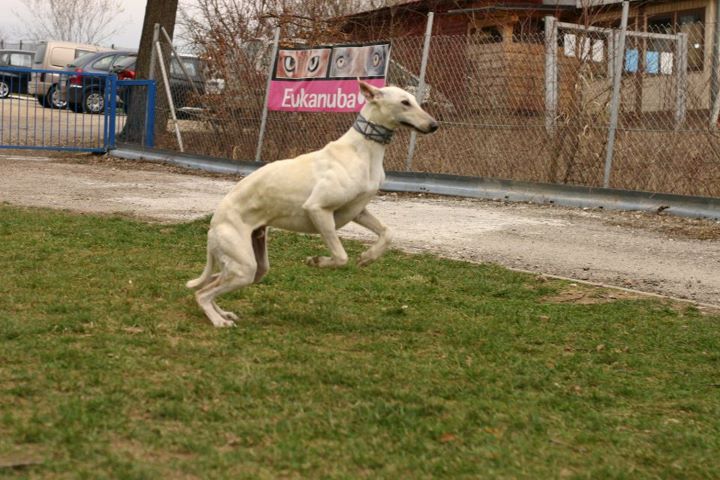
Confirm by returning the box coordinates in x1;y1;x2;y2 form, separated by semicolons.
186;245;215;289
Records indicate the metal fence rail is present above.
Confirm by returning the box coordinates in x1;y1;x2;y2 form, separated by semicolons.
0;67;112;152
141;17;720;199
0;66;156;152
0;41;40;52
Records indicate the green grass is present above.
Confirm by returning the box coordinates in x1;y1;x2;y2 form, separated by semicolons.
1;204;719;479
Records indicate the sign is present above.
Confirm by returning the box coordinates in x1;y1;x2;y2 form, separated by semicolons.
267;41;391;112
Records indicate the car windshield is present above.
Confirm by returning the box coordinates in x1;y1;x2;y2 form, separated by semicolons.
69;51;100;68
171;57;201;78
113;56;136;70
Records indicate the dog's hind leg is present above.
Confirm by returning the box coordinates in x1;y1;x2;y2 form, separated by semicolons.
194;226;258;327
252;226;269;283
186;243;216;289
353;208;392;266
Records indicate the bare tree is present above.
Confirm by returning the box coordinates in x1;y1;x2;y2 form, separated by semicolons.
180;0;392;48
121;0;180;144
13;0;127;44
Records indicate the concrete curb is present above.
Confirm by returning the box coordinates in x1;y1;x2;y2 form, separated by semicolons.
110;146;720;220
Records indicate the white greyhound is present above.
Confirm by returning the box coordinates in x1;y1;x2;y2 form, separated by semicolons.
187;80;439;327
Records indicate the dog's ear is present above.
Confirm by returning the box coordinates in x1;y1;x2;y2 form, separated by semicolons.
358;79;381;102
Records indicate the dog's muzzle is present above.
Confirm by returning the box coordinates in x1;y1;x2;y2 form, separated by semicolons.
401;120;439;134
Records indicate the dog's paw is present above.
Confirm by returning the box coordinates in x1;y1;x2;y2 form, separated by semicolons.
213;319;236;328
306;256;347;268
306;255;331;267
358;252;377;267
223;312;240;322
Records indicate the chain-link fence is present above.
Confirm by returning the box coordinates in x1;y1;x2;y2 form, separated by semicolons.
141;19;720;199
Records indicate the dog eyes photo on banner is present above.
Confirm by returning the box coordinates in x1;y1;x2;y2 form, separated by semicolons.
329;45;388;79
276;48;331;79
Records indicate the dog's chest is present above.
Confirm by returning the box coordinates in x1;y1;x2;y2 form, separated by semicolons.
335;191;376;228
358;150;386;191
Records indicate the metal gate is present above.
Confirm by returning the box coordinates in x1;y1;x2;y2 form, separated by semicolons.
544;10;687;187
0;66;155;153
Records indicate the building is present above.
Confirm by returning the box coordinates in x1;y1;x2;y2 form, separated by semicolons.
338;1;718;117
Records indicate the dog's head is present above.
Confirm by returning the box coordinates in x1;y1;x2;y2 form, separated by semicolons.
358;80;438;134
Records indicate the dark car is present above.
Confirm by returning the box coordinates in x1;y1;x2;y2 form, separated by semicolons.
61;50;136;113
0;50;34;98
113;55;206;116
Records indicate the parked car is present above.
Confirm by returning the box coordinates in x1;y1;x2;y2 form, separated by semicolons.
0;49;34;98
112;55;206;116
60;50;136;114
28;40;110;109
168;55;206;113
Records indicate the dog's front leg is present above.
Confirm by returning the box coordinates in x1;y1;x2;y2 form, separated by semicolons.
304;206;349;268
353;208;392;266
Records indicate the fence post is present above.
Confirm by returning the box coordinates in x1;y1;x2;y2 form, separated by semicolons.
405;12;434;171
603;1;629;189
155;41;184;152
106;75;117;150
149;23;160;82
675;32;688;130
544;16;558;135
145;81;157;148
255;27;281;163
711;0;720;127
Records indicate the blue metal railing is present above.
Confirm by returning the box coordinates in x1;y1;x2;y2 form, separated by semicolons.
0;65;155;152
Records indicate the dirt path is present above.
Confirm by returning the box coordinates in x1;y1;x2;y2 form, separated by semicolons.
2;154;719;306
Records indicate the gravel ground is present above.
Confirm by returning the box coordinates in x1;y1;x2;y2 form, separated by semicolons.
2;153;719;307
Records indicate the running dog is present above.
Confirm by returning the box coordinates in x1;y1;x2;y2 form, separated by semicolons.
187;80;438;327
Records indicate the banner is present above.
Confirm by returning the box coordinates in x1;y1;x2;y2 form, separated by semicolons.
267;41;391;112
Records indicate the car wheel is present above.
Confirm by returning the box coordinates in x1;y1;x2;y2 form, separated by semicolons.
83;90;104;114
0;80;10;98
44;85;67;109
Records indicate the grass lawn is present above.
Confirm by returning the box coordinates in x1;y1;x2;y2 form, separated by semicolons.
1;204;719;479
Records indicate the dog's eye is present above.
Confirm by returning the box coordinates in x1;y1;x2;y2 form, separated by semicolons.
283;55;296;72
308;55;320;72
401;100;411;107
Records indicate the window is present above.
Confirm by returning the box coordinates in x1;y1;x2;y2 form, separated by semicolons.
33;43;46;65
111;55;135;68
9;53;32;67
171;58;199;78
562;33;604;62
74;49;94;59
92;55;115;71
646;8;704;72
647;13;673;74
50;47;75;67
679;12;704;70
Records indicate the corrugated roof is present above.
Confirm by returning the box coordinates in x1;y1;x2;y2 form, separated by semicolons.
347;0;444;18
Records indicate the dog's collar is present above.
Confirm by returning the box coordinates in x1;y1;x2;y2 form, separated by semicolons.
353;114;394;145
